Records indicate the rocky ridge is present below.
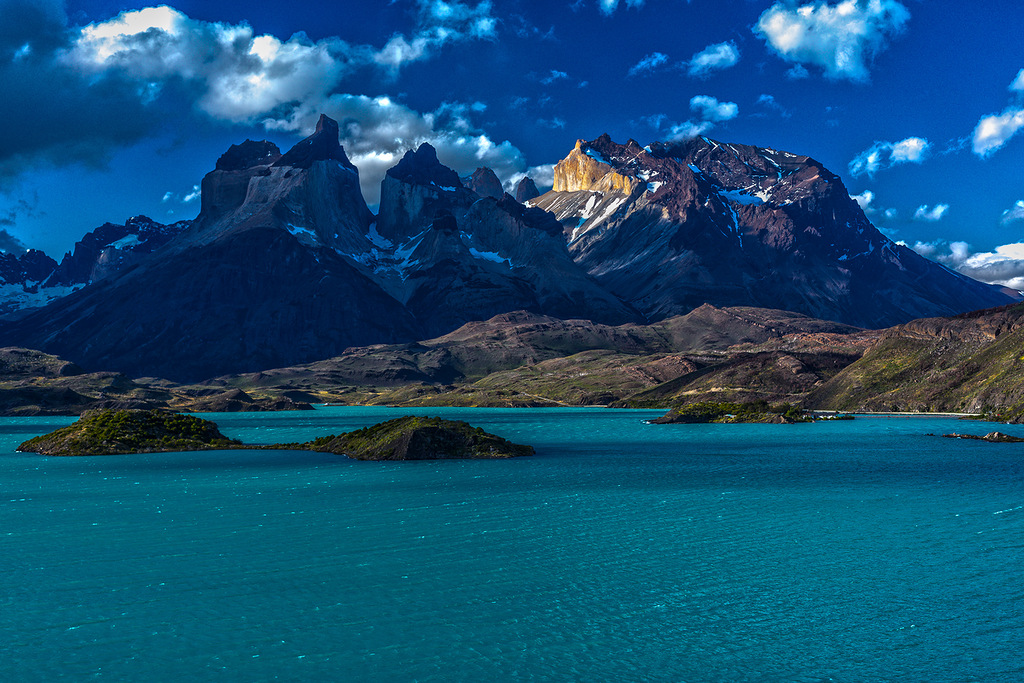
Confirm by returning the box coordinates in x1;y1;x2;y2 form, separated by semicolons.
0;121;1012;383
530;135;1011;328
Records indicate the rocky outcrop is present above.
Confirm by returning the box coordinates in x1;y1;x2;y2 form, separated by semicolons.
0;117;420;381
44;216;191;287
272;114;353;170
462;167;504;199
515;177;540;203
376;143;474;243
532;134;1012;328
0;249;56;284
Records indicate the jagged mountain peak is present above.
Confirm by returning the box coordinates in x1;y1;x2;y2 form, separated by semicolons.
462;167;504;199
386;143;463;189
273;114;356;171
532;133;1012;328
215;140;282;171
514;176;540;203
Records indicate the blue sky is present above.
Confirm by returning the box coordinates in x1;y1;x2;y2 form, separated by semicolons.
1;0;1023;287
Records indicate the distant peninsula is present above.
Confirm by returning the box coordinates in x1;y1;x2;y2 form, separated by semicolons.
17;409;534;460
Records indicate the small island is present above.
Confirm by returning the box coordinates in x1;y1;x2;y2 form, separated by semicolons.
292;415;534;460
650;400;814;424
17;409;534;460
942;431;1024;443
18;409;242;456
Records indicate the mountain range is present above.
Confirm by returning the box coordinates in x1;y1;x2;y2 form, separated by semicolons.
0;115;1012;383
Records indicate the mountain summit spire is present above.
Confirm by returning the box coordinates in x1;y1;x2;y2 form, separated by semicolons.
273;114;356;171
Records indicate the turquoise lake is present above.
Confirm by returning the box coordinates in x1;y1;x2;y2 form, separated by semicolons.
2;407;1023;682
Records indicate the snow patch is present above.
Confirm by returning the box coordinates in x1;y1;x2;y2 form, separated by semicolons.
598;197;626;222
286;224;319;244
584;148;611;166
0;283;84;312
579;194;600;220
719;189;765;206
469;247;512;267
109;234;142;250
647;181;664;194
367;224;393;249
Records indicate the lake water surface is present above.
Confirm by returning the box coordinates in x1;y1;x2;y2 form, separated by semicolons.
2;407;1023;681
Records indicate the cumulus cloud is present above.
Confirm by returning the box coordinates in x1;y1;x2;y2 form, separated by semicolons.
972;107;1024;158
0;2;167;178
911;240;969;267
0;1;532;202
786;64;810;79
666;95;739;141
505;163;556;194
910;240;1024;291
913;204;948;222
540;69;569;85
1009;68;1024;93
264;95;527;205
755;93;791;118
686;41;740;78
689;95;739;122
628;52;668;77
848;136;930;177
754;0;911;81
0;228;29;254
851;190;874;211
597;0;646;15
850;189;897;220
1001;200;1024;224
63;2;498;125
925;242;1024;290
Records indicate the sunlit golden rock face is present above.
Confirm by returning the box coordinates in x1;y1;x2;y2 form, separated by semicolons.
553;140;639;194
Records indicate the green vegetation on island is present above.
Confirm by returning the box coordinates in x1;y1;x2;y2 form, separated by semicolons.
17;410;534;460
18;409;241;456
293;416;535;460
651;400;818;424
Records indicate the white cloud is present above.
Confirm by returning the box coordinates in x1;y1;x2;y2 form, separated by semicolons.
669;121;713;140
264;95;527;205
754;0;911;82
689;95;738;122
686;41;740;78
972;107;1024;158
786;64;810;79
913;239;1024;290
755;93;791;118
183;185;200;203
913;204;949;222
540;69;569;85
505;163;556;194
597;0;646;15
64;2;499;123
1010;68;1024;93
628;52;668;77
1002;200;1024;224
890;137;928;162
848;136;930;177
851;190;874;211
955;243;1024;290
665;96;738;141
